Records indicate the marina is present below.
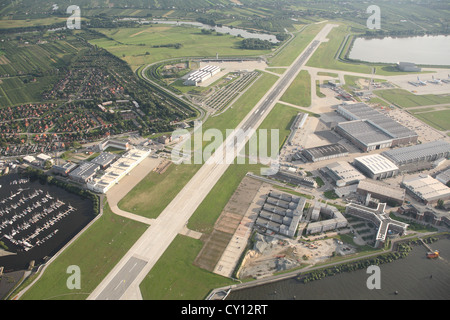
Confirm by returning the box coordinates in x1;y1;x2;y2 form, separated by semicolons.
0;173;95;272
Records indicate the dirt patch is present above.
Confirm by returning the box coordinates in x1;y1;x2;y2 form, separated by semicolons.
239;235;356;279
193;176;263;272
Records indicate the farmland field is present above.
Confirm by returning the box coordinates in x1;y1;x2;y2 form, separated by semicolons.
0;76;57;107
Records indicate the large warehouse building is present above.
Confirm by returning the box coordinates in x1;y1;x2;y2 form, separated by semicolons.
323;161;366;187
356;179;405;206
299;143;349;162
353;154;399;180
87;147;151;194
401;174;450;205
184;65;221;86
382;140;450;172
335;103;418;152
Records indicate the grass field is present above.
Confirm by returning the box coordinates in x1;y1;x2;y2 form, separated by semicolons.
89;25;271;70
279;70;311;107
306;24;373;74
269;23;325;67
373;89;450;108
412;110;450;131
19;203;147;300
139;234;236;300
118;163;201;219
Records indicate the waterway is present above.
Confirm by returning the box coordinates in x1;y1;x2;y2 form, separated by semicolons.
348;35;450;66
0;173;95;272
227;238;450;300
144;20;280;43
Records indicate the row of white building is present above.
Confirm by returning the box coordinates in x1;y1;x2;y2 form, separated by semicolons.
183;65;221;86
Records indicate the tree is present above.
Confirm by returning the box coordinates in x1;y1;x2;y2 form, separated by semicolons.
436;199;444;210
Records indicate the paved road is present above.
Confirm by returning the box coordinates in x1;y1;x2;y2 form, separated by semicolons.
88;23;338;301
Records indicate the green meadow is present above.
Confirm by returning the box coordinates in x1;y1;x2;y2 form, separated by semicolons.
18;203;147;300
90;25;271;70
373;89;450;108
280;70;311;107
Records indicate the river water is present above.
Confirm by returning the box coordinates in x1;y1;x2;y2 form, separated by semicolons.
0;173;95;272
144;20;280;43
227;238;450;300
348;35;450;66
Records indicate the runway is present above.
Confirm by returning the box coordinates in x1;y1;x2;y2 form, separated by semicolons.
88;23;338;300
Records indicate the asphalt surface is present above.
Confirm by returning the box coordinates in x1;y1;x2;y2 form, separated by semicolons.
88;25;335;301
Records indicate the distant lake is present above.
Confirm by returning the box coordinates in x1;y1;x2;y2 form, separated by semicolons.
348;35;450;66
144;20;280;43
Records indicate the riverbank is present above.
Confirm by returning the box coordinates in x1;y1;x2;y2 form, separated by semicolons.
206;233;449;300
224;234;450;300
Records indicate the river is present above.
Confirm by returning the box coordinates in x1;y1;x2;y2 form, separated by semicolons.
348;35;450;66
143;20;280;43
227;238;450;300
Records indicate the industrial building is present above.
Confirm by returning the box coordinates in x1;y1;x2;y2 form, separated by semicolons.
397;62;421;72
356;179;405;206
353;154;399;180
335;103;418;152
436;167;450;186
345;202;408;248
91;152;117;169
87;147;151;194
323;161;366;187
287;113;308;146
52;162;78;177
397;205;450;227
269;169;317;188
255;190;306;238
69;162;101;184
382;140;450;172
401;174;450;205
98;138;131;152
306;202;348;235
183;65;221;86
335;120;393;152
300;143;349;162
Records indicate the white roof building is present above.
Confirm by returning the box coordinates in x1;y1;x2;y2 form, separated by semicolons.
402;174;450;204
354;154;399;180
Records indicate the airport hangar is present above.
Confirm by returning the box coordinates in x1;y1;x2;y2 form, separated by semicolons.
353;154;399;180
335;103;418;152
401;174;450;205
382;140;450;172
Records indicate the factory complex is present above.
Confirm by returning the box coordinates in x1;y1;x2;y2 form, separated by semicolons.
335;103;418;152
183;65;221;86
87;147;151;194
